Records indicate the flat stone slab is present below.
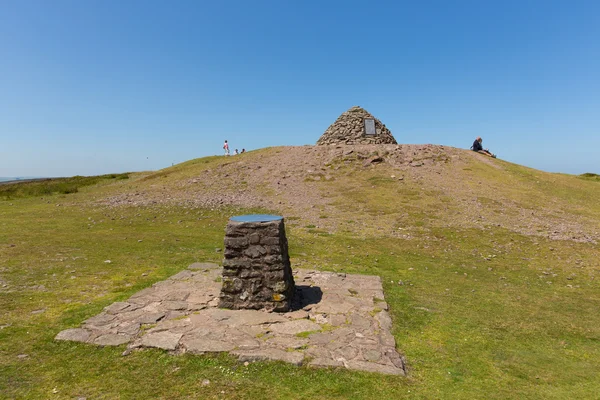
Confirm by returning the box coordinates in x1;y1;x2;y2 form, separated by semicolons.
55;328;91;343
55;264;405;375
94;333;131;346
268;319;321;335
141;331;183;350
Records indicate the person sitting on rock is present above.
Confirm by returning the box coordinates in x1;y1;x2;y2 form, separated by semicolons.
471;137;496;158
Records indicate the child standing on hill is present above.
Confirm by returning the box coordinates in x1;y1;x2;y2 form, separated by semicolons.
223;140;230;156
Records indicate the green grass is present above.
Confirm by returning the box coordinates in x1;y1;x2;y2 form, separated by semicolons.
579;172;600;182
0;173;129;200
1;155;600;399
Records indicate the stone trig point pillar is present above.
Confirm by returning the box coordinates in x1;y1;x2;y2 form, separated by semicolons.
219;215;295;312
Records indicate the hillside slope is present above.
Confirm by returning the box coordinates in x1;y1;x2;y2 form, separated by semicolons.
104;144;600;244
2;144;600;399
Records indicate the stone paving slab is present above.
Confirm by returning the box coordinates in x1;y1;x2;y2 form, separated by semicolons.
55;262;406;375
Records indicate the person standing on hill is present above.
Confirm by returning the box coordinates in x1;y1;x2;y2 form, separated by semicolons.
471;137;496;158
223;140;230;156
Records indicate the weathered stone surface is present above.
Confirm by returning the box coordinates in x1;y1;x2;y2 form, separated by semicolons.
363;349;382;362
137;312;165;324
55;266;404;375
374;310;393;331
55;328;91;343
219;217;295;312
94;333;131;346
265;336;309;350
328;314;347;326
234;338;261;350
307;332;334;345
232;348;304;366
219;309;287;326
187;292;216;305
284;310;309;320
345;360;404;375
183;338;235;353
140;331;182;350
349;313;372;329
104;302;131;314
117;323;141;336
312;299;354;314
317;106;397;146
309;357;344;368
168;270;194;280
333;345;359;360
146;318;192;334
379;331;396;347
163;301;188;310
268;319;321;335
164;291;190;301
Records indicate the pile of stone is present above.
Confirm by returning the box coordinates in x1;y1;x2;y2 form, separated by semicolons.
317;106;397;145
54;214;406;375
55;264;405;375
219;215;295;312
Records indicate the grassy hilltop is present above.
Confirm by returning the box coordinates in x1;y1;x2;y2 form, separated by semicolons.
1;144;599;399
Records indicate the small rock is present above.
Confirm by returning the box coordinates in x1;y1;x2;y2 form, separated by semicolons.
201;379;210;386
94;333;131;346
17;354;28;359
141;331;182;350
55;328;91;343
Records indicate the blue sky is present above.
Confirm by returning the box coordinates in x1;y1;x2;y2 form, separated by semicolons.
1;0;599;177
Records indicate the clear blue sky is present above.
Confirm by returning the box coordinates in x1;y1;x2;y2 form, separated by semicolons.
1;0;599;177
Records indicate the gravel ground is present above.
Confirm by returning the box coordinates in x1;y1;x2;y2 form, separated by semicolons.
101;145;599;244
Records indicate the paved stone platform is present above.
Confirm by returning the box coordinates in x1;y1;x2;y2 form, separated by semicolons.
55;263;405;375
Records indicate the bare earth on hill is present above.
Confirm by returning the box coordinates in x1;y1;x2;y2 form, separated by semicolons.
102;145;599;244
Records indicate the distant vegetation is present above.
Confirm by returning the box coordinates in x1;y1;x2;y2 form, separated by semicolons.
579;172;600;182
0;173;129;200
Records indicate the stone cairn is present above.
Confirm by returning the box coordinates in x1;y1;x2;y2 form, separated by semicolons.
316;106;397;145
219;215;295;312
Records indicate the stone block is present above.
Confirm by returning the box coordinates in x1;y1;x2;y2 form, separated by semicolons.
219;215;295;311
248;233;261;244
243;245;267;259
224;237;248;249
260;236;280;246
